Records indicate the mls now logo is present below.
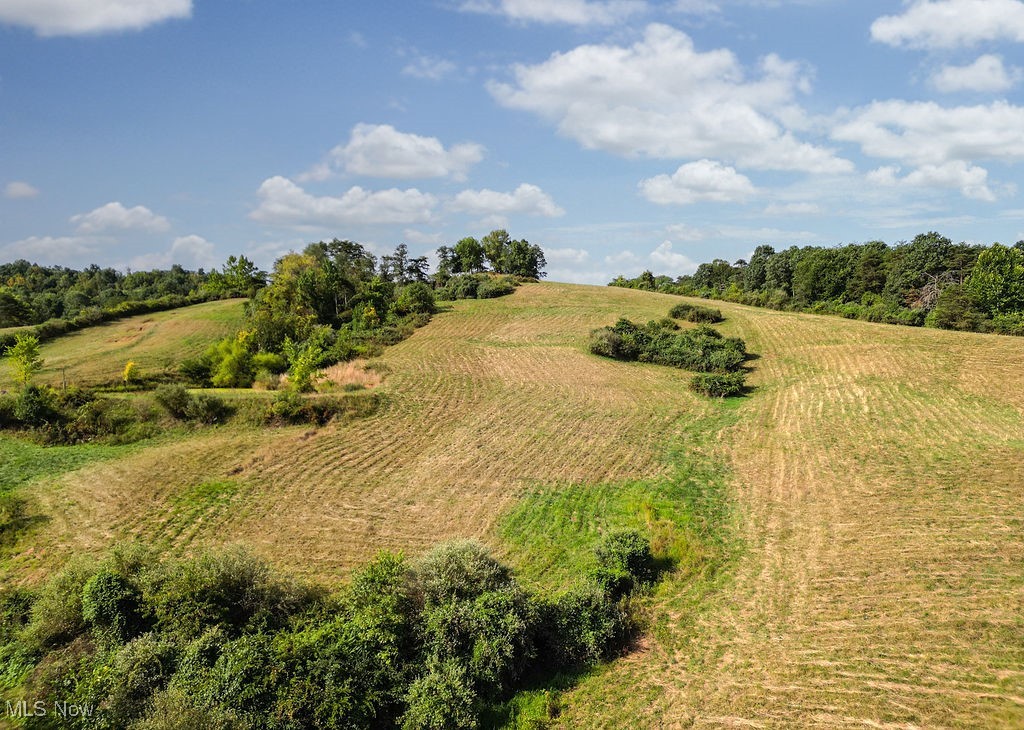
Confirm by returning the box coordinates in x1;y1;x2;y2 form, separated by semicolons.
6;700;96;718
7;700;46;717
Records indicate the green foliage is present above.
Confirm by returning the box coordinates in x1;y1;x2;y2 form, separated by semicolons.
403;659;479;730
689;372;747;398
7;333;43;386
669;302;723;323
589;318;747;375
154;383;193;419
925;285;986;331
590;530;655;598
7;531;662;730
150;547;311;640
609;231;1024;336
966;243;1024;316
283;334;327;393
81;569;147;644
477;277;517;299
411;540;513;606
206;335;256;388
393;282;437;316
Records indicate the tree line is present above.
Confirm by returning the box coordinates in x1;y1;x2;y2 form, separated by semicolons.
611;233;1024;335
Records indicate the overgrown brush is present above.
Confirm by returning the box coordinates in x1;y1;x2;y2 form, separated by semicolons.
590;314;750;397
1;533;656;728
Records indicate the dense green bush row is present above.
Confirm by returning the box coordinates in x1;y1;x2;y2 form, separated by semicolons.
0;533;655;728
0;383;379;445
434;274;519;302
590;318;746;374
668;302;723;323
589;315;749;397
611;233;1024;336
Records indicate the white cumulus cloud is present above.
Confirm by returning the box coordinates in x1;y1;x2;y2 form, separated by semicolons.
71;202;171;233
871;0;1024;49
130;234;217;270
488;24;852;173
3;181;39;199
449;183;565;218
640;159;756;205
865;161;997;201
930;54;1022;93
302;124;484;182
833;100;1024;167
649;241;698;273
0;0;191;37
458;0;646;25
251;176;437;228
1;235;102;264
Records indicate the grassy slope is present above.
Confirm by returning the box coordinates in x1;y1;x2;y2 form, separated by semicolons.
0;298;246;389
559;294;1024;728
6;284;722;585
3;283;1023;726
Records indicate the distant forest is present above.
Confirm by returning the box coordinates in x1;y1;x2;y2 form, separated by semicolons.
611;232;1024;336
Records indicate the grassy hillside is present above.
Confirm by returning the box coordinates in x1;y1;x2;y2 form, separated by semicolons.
0;298;246;389
2;282;1023;726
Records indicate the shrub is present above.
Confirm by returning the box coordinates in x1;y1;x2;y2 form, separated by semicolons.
151;548;310;639
410;540;513;607
184;393;230;425
98;634;179;724
179;356;213;387
23;557;96;651
591;530;655;598
394;282;437;316
13;385;58;427
81;570;147;644
7;334;43;386
536;585;624;667
476;277;516;299
587;328;625;359
668;302;694;319
402;659;479;730
421;586;538;696
251;351;288;374
154;384;193;420
686;306;723;323
689;372;746;398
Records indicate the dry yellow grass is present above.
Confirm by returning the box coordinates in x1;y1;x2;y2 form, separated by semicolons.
558;298;1024;729
12;284;715;582
6;283;1024;727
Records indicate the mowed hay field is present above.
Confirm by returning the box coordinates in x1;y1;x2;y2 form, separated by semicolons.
6;283;722;584
4;282;1024;727
0;298;246;389
560;294;1024;728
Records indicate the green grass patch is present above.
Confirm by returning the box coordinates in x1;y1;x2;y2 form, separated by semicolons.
499;410;738;592
0;435;141;492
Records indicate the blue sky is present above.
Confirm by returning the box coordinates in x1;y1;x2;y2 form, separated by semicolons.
2;0;1024;283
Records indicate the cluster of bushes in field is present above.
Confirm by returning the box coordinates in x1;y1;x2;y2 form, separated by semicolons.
589;313;748;397
434;273;520;301
611;234;1024;336
0;532;655;728
668;302;723;324
0;386;162;445
0;379;380;445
